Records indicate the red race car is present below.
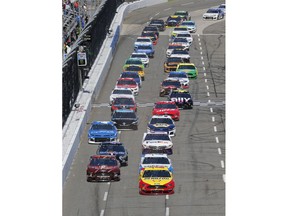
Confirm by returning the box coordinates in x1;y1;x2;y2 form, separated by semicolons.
115;78;139;95
86;155;121;182
111;97;137;112
152;101;180;121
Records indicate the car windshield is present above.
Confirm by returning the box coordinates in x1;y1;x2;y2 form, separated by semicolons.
172;50;188;54
143;157;170;164
219;5;225;9
137;45;152;50
174;11;187;16
99;145;125;153
137;38;151;42
207;9;218;13
126;60;142;64
112;89;132;95
162;80;181;87
143;170;171;178
168;45;184;50
150;20;163;24
141;32;155;38
114;97;134;105
155;103;177;109
174;28;187;31
178;65;195;69
169;73;187;78
117;80;136;85
150;118;173;124
173;38;188;43
91;124;114;130
144;26;157;31
113;111;136;118
182;21;195;25
168;17;181;22
167;57;182;63
177;34;191;38
131;54;147;58
121;73;139;78
125;65;142;71
145;134;170;140
90;158;117;166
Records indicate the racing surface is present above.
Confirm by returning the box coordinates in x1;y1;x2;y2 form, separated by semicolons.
63;0;225;215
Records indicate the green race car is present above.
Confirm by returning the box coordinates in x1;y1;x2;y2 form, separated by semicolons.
176;63;198;79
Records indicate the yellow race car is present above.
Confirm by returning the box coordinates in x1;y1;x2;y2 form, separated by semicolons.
139;167;175;195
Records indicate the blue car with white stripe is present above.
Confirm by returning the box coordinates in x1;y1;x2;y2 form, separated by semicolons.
88;121;118;144
147;115;176;137
134;44;155;58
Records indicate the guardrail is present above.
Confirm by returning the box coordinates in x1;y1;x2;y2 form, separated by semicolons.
62;0;168;186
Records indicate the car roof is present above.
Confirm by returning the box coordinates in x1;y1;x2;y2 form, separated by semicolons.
92;121;113;125
114;109;135;113
142;153;168;158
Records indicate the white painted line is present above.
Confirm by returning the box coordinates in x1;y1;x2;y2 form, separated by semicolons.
198;38;200;42
200;46;202;50
181;2;194;6
103;192;108;201
164;8;171;11
200;51;202;55
199;42;201;46
100;210;105;216
203;67;206;71
208;99;211;103
210;107;213;113
197;34;200;37
166;195;169;200
204;73;206;76
215;136;219;143
205;79;207;83
150;17;153;20
221;160;225;168
165;207;170;216
214;126;217;132
202;61;205;65
107;182;110;185
218;148;222;155
206;85;209;90
201;56;203;60
155;12;160;16
207;92;210;96
223;174;225;183
212;116;215;122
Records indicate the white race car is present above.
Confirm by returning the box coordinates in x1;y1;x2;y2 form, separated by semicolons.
174;32;193;45
134;37;153;47
172;37;190;50
181;20;197;33
139;153;174;173
171;26;189;37
142;132;173;154
203;8;225;20
170;49;190;62
130;52;149;67
109;88;135;105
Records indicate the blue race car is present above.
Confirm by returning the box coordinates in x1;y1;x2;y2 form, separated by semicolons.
147;115;176;137
134;44;155;58
88;121;118;144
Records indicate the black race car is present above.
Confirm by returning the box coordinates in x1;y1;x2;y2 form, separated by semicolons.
168;89;193;109
149;19;166;31
96;142;128;166
165;15;182;27
111;109;138;130
142;26;159;38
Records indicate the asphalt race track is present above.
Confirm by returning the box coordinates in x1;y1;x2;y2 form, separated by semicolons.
63;0;225;215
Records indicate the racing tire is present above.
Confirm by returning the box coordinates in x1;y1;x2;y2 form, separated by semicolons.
87;177;92;182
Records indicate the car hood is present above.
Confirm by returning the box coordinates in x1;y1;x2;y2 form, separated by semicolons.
141;177;173;185
89;130;116;136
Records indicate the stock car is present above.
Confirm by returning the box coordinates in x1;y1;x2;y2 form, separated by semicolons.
111;97;137;112
139;167;175;195
176;63;198;79
167;71;189;88
181;20;197;33
218;4;226;14
111;109;138;130
134;44;155;58
166;43;187;57
139;153;173;173
130;52;149;67
203;8;225;20
174;32;193;45
163;57;184;73
109;88;135;105
141;31;158;45
123;65;145;81
149;19;166;31
96;142;128;166
142;26;159;39
171;37;190;50
86;155;121;182
152;101;180;121
116;78;139;95
174;10;190;21
170;49;190;62
147;115;176;137
165;15;182;27
168;89;193;109
171;26;189;37
88;121;118;144
123;58;144;70
134;36;153;47
120;72;142;88
142;132;173;154
159;78;182;97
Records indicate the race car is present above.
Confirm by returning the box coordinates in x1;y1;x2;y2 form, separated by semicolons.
134;36;153;47
163;57;184;73
149;19;166;31
109;88;135;105
141;31;158;45
168;89;193;109
142;26;159;39
171;37;190;50
159;78;182;97
152;101;180;121
119;71;142;88
173;32;193;45
165;15;182;27
167;71;189;88
86;155;120;182
115;78;139;95
147;115;176;137
88;121;118;144
171;26;189;37
181;20;197;33
123;65;145;81
203;8;225;20
134;44;155;58
139;153;173;173
123;58;144;70
130;52;149;67
139;167;175;195
170;49;190;62
176;63;198;79
111;97;137;112
142;132;173;154
111;109;138;130
166;43;187;57
218;4;226;14
96;142;128;166
174;10;190;21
